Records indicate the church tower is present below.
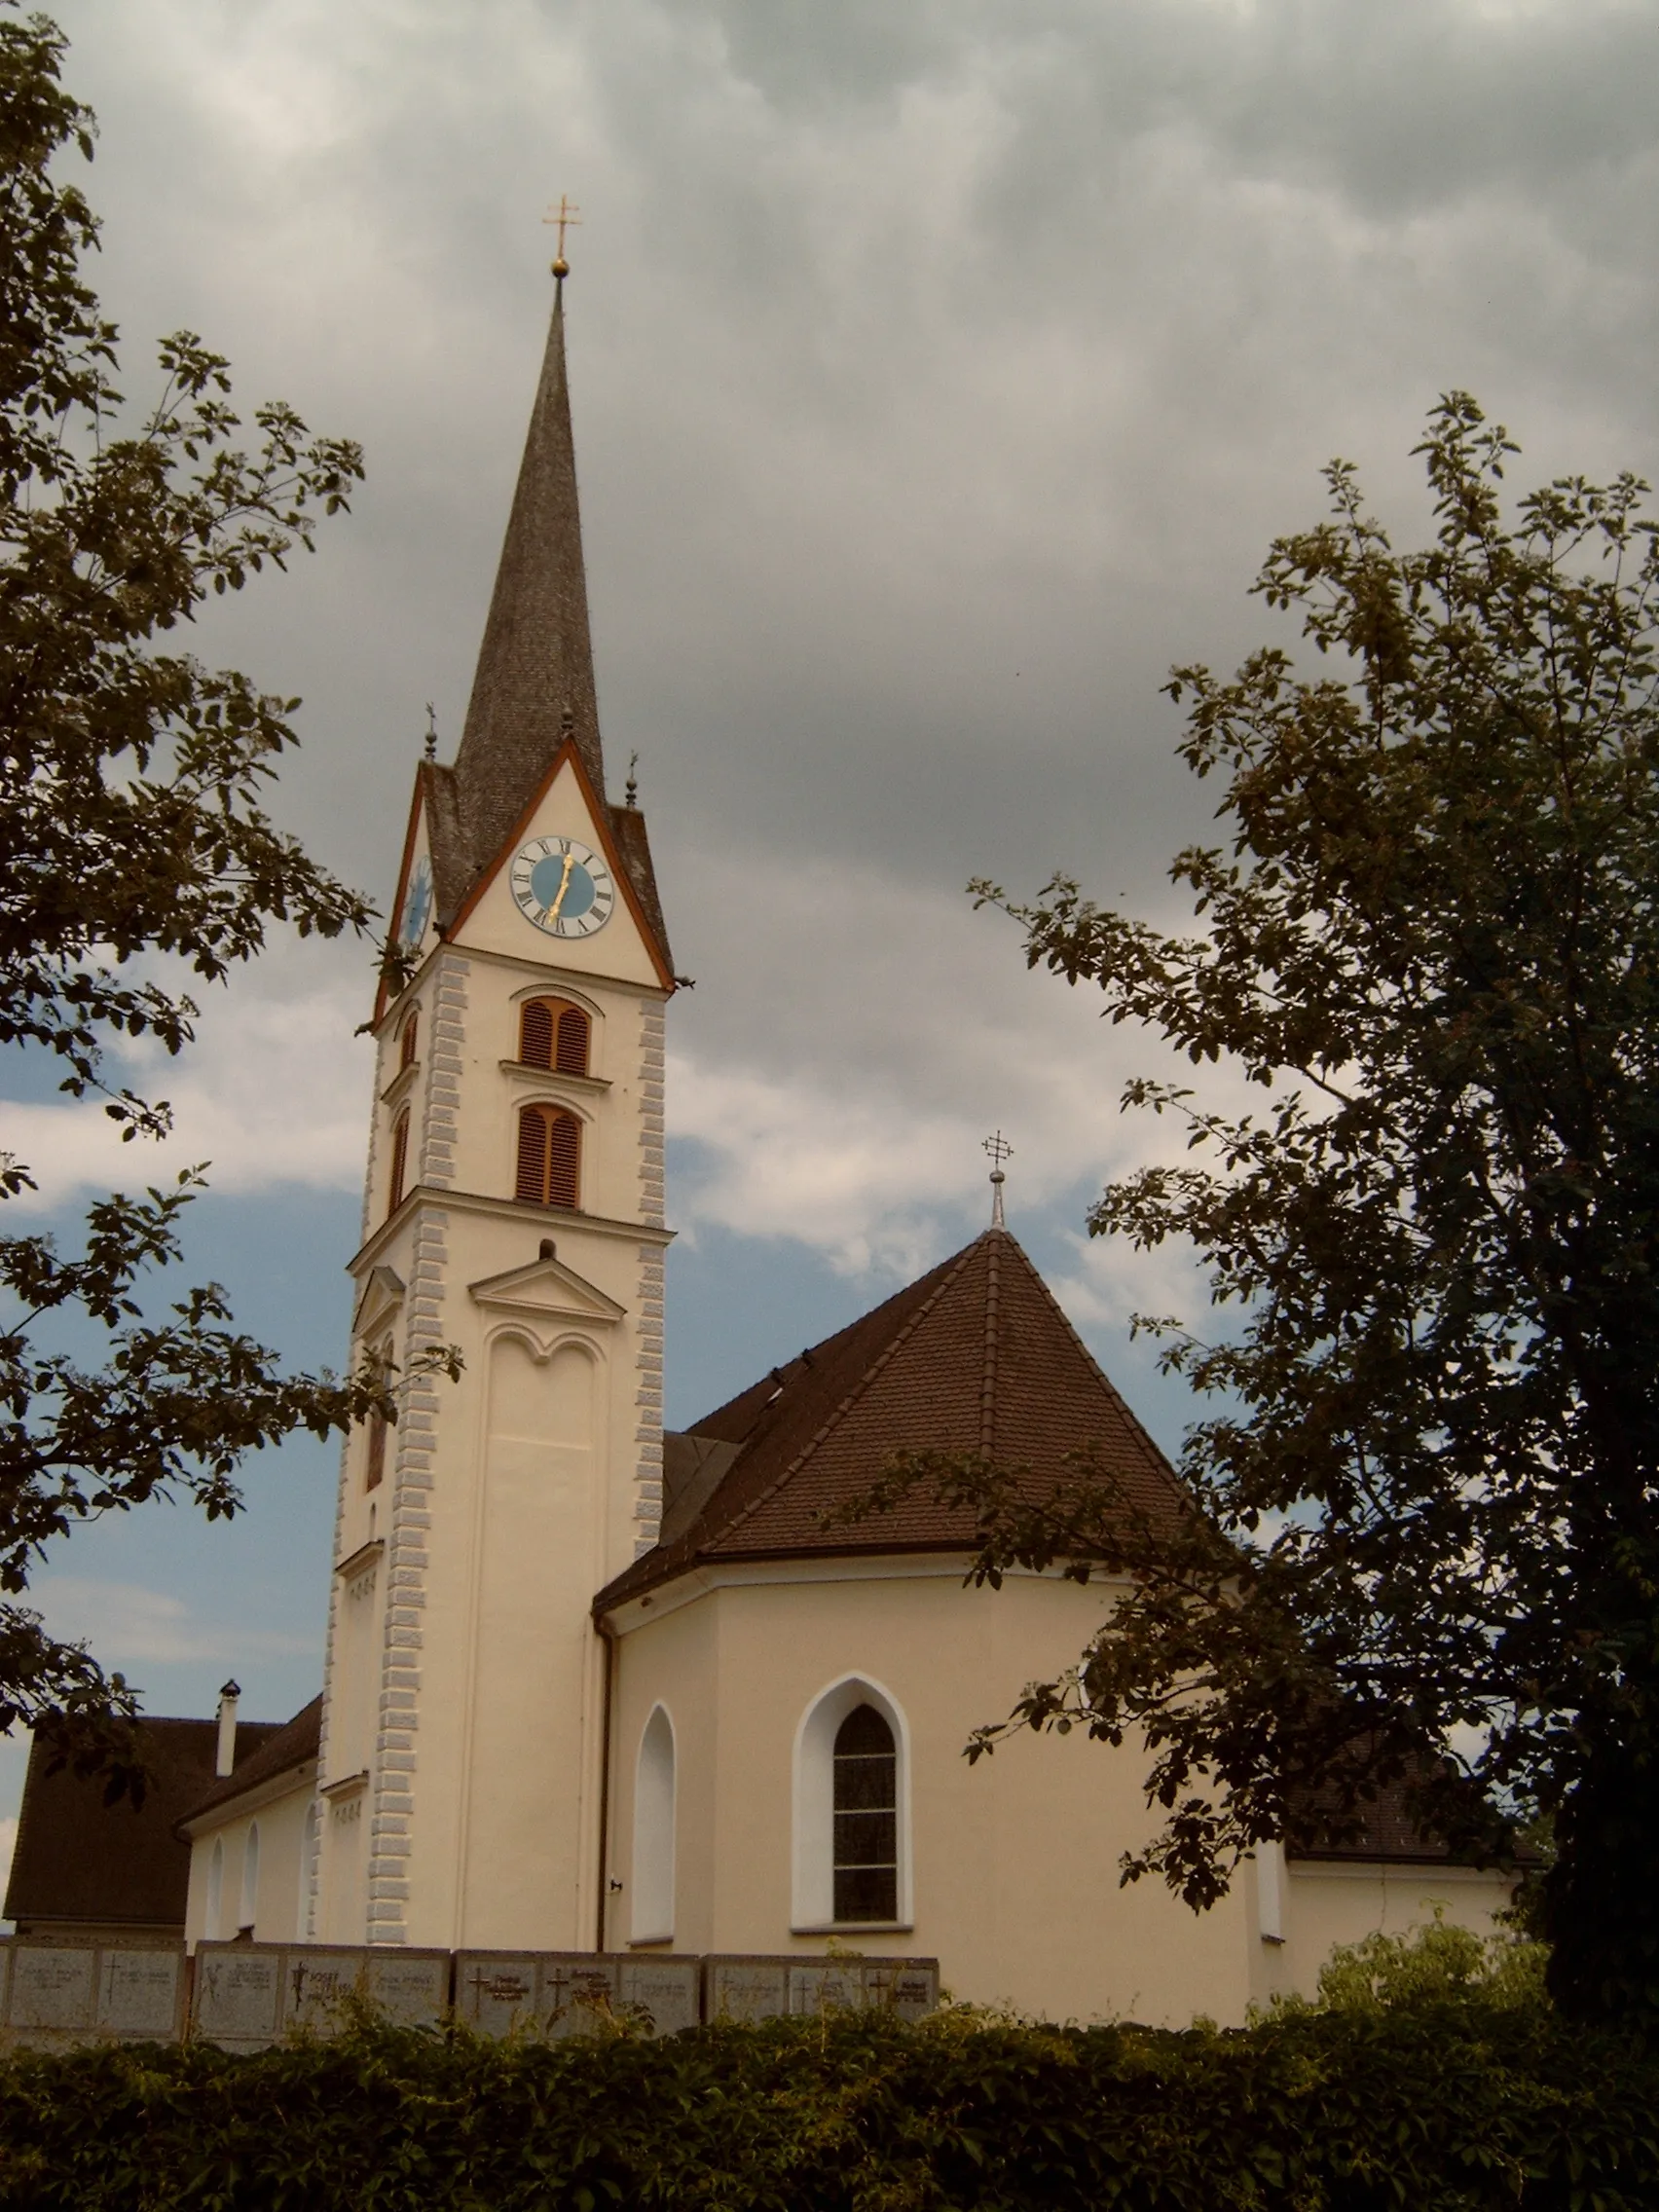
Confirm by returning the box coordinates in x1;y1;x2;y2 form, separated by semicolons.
311;271;675;1951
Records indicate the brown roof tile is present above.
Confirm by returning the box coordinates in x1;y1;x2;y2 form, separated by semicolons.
596;1229;1186;1612
4;1714;285;1933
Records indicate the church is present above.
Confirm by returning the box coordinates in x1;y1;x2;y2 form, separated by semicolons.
5;269;1514;2027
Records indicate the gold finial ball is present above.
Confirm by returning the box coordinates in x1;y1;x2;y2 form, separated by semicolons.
551;256;570;278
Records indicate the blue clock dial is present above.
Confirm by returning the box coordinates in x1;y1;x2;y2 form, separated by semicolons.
399;856;433;948
510;836;615;940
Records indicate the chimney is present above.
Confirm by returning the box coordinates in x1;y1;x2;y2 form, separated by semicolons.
215;1679;241;1778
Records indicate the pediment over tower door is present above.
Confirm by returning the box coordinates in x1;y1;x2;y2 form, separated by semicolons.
352;1265;406;1343
467;1251;627;1339
446;741;671;989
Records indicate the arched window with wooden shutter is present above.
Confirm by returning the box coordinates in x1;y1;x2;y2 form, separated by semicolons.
518;997;591;1078
387;1108;410;1215
556;1005;590;1075
520;998;554;1068
364;1339;392;1492
399;1010;419;1069
515;1103;581;1210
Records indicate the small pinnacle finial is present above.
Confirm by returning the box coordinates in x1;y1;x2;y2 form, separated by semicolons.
982;1130;1013;1229
424;703;438;762
543;193;581;281
625;750;639;807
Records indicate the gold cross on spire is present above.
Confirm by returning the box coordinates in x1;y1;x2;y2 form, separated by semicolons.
543;194;581;277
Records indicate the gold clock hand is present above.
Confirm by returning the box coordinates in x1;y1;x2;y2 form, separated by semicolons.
545;851;576;924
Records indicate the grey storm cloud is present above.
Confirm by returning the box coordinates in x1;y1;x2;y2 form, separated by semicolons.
31;0;1659;1198
3;0;1653;1807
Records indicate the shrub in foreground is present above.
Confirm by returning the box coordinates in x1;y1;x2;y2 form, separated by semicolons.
0;1984;1654;2212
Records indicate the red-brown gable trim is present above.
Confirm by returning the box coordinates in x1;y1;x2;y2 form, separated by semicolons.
445;738;676;990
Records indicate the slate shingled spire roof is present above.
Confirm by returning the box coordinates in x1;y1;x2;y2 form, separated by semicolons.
422;277;672;969
594;1226;1188;1613
455;278;605;852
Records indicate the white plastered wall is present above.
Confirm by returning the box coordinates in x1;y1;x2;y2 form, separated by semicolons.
183;1779;314;1948
608;1564;1520;2027
606;1565;1256;2026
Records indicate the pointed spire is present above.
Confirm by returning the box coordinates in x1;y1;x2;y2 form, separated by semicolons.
453;276;606;878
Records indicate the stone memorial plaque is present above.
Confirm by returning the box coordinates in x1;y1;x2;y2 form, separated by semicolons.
194;1946;283;2047
282;1949;363;2034
617;1957;698;2035
868;1962;939;2020
540;1956;618;2039
364;1950;450;2027
8;1946;96;2035
98;1949;185;2039
702;1957;789;2023
789;1962;866;2016
455;1953;539;2037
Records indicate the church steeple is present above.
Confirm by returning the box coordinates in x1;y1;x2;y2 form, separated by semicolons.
453;275;607;883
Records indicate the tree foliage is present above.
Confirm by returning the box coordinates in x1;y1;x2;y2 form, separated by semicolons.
868;394;1659;2029
0;5;449;1784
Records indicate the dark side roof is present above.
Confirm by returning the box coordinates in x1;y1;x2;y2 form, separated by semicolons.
176;1695;322;1829
4;1714;284;1932
596;1227;1186;1614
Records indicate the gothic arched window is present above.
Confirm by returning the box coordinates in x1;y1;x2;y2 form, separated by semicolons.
398;1009;419;1069
387;1108;410;1215
239;1822;261;1934
515;1103;581;1210
832;1704;898;1924
205;1836;225;1941
519;997;591;1077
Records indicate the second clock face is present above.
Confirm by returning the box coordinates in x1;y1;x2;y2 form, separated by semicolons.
510;836;615;940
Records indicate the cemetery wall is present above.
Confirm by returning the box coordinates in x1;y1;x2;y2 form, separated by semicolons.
0;1938;938;2050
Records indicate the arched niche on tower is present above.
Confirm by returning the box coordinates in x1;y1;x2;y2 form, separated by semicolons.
461;1327;608;1940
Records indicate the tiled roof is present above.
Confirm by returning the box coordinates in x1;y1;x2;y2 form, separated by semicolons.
1285;1769;1540;1867
596;1228;1186;1612
176;1695;321;1829
4;1714;284;1932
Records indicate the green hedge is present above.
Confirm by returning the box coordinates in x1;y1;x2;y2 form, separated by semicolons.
0;2000;1655;2212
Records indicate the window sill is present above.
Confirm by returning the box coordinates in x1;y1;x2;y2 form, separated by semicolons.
379;1062;420;1108
627;1935;675;1949
792;1922;914;1936
499;1060;611;1094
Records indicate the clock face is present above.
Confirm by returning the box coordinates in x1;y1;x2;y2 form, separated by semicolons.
398;856;433;948
510;836;615;940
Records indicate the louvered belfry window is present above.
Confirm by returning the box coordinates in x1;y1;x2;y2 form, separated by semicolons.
515;1103;581;1210
399;1010;419;1069
519;997;590;1077
387;1108;410;1215
832;1705;898;1923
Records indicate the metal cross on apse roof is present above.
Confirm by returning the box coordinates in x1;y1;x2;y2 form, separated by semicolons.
543;194;582;276
982;1130;1013;1228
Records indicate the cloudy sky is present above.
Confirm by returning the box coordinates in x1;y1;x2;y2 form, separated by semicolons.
3;0;1656;1871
